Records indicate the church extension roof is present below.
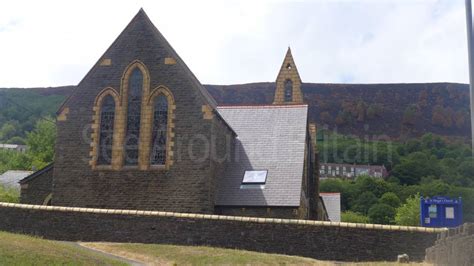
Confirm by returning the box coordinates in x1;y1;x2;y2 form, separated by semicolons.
215;104;308;207
0;170;33;189
19;163;53;184
320;192;341;222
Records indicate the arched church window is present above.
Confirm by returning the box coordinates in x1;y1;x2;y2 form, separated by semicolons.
284;79;293;102
97;95;115;165
150;95;168;165
124;68;143;165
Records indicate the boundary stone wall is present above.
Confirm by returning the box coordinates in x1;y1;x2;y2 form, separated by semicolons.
425;223;474;265
0;202;444;262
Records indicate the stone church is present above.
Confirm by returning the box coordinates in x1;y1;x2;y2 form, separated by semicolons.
19;9;327;220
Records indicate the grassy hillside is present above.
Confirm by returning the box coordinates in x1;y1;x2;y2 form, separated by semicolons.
0;86;72;144
207;82;471;141
0;231;125;265
82;242;322;265
0;82;470;143
0;230;432;265
81;242;430;265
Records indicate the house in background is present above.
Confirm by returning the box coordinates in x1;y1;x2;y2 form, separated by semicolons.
0;144;27;153
319;163;388;180
0;170;33;190
19;9;327;221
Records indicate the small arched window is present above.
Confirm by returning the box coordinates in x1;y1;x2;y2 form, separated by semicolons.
150;95;168;165
97;95;115;165
124;68;143;165
284;79;293;102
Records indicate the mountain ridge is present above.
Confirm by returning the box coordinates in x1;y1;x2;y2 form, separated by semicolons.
0;82;471;142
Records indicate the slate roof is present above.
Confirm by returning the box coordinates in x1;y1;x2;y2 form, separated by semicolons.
320;193;341;222
215;104;308;207
0;170;33;189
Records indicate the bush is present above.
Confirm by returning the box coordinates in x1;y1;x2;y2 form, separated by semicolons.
352;191;378;214
368;203;395;224
395;194;420;226
0;185;19;203
341;211;369;224
379;192;401;208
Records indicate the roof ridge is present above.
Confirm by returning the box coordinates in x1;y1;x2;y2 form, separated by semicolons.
57;9;147;114
19;163;53;184
57;9;218;115
139;10;218;108
217;104;308;109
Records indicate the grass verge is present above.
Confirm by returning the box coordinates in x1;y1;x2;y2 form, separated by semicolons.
81;242;431;266
0;231;126;265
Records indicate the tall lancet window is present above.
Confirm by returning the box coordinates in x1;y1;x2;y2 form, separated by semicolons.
150;95;168;165
124;68;143;165
97;95;115;165
284;79;293;102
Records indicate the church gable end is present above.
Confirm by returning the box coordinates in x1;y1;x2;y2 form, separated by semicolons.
273;48;304;104
52;9;228;212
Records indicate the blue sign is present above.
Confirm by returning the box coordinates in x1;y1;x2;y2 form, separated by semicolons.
420;196;463;228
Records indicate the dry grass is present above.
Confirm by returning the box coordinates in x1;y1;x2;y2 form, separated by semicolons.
81;242;431;266
0;230;432;266
0;231;126;265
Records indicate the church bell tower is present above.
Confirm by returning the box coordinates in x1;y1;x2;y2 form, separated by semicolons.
273;47;304;104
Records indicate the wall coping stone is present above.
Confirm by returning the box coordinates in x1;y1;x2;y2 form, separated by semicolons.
0;202;447;233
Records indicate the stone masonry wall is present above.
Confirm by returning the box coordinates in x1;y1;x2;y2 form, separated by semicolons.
19;167;53;205
425;223;474;266
0;203;442;262
215;206;299;219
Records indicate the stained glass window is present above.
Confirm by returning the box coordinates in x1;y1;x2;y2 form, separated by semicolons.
97;95;115;165
284;79;293;102
150;95;168;165
124;68;143;165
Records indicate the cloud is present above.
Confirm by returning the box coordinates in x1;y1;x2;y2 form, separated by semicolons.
0;0;469;87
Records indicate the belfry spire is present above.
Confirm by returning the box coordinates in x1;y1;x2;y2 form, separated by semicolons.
273;47;304;104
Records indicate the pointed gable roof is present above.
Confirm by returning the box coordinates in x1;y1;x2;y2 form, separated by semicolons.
57;8;217;114
277;47;302;83
273;47;304;104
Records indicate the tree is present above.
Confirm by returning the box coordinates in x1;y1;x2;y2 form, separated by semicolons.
352;191;378;214
453;110;467;129
457;160;474;180
379;192;401;208
402;105;418;126
368;203;396;224
320;112;332;124
356;176;390;198
391;152;442;185
395;194;420;226
341;211;369;224
356;100;366;122
366;104;383;120
26;119;56;169
0;122;18;142
6;136;25;145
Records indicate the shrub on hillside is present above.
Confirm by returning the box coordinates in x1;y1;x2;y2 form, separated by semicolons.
352;191;378;215
368;203;396;225
0;185;19;203
341;211;369;224
379;192;401;208
395;194;420;226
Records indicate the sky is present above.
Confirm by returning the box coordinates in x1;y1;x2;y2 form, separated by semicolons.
0;0;469;87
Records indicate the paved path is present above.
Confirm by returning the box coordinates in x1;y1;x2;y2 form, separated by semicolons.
61;241;145;266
